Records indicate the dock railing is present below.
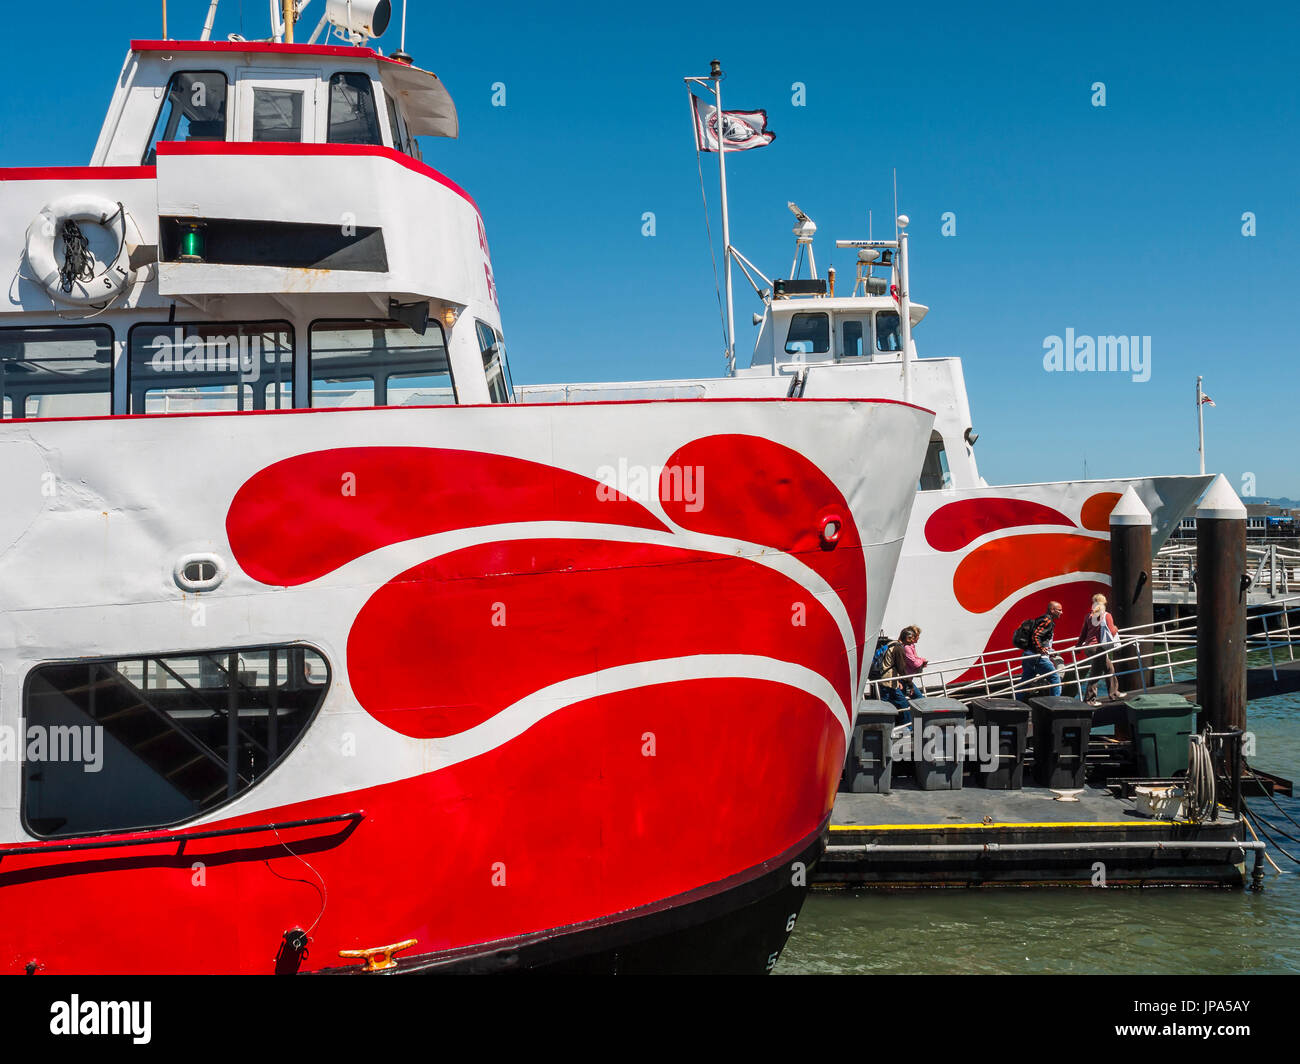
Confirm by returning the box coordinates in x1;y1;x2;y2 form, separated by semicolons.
1154;542;1300;600
872;594;1300;705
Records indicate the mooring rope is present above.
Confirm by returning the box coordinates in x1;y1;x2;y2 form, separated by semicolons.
57;219;96;294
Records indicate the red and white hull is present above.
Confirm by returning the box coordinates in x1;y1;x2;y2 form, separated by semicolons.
0;396;931;973
882;474;1213;681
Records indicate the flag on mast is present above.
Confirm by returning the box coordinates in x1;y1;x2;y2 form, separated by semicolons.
1200;394;1216;407
691;96;775;152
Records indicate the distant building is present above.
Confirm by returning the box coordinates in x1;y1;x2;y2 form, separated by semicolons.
1175;503;1295;536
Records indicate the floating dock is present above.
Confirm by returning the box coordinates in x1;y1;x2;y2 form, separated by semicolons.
817;784;1257;889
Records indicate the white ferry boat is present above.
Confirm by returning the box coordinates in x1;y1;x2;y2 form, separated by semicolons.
0;6;934;973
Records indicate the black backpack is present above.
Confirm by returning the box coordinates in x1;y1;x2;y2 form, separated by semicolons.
1011;617;1036;650
866;636;893;681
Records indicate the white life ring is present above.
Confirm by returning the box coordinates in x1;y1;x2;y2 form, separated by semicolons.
24;194;136;307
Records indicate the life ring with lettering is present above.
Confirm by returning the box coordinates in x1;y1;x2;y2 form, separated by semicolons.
24;194;135;307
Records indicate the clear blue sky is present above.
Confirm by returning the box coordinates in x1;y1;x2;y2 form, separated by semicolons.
5;1;1296;497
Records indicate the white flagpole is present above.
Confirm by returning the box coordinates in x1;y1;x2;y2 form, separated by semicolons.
711;60;736;374
1197;375;1206;475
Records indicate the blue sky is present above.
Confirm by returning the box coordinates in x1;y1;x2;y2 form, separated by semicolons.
5;1;1296;496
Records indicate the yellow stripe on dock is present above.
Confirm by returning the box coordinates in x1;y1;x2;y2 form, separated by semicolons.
830;821;1171;831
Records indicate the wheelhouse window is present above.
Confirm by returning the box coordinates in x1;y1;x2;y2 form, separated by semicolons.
475;320;514;403
127;321;294;414
784;312;830;355
385;93;408;154
23;646;328;838
328;72;382;145
876;311;902;352
310;319;455;408
144;71;228;164
1;325;113;419
918;431;951;491
251;87;305;142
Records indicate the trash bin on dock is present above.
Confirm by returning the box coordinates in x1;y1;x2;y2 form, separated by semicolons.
970;697;1029;789
908;696;969;791
840;700;899;794
1124;694;1198;777
1029;696;1094;789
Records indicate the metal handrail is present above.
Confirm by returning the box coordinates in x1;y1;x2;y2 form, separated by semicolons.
872;594;1300;702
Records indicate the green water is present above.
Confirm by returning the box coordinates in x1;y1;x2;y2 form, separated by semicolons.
779;688;1300;975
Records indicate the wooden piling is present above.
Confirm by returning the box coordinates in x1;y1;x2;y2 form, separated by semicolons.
1196;475;1248;732
1110;487;1153;693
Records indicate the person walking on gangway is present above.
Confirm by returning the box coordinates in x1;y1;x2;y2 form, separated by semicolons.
1019;601;1063;699
1076;593;1122;706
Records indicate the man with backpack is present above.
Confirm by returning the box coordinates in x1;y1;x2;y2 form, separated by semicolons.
1012;601;1064;700
868;634;909;707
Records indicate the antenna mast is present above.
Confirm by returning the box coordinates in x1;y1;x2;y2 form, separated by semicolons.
893;169;898;242
712;60;736;374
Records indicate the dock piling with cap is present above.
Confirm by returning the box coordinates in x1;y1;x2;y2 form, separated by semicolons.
1110;487;1153;694
1196;475;1248;732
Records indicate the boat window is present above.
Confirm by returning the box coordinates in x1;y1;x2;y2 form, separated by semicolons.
251;87;305;142
475;320;513;403
127;321;294;414
876;311;902;352
385;93;407;154
310;319;455;408
143;71;228;165
784;312;830;355
1;325;113;419
841;319;871;360
23;646;328;838
327;72;383;145
918;431;951;491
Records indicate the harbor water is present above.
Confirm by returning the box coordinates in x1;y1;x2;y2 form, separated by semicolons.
780;688;1300;975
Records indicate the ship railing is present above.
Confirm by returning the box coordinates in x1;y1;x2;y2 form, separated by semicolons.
870;593;1300;705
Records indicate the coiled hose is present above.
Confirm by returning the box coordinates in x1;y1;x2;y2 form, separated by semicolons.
1184;731;1216;823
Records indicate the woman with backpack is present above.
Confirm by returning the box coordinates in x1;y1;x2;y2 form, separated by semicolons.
1076;593;1121;705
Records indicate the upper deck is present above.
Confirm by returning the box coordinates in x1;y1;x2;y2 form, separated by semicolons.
0;37;513;414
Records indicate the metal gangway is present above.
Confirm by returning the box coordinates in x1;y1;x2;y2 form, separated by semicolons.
874;593;1300;705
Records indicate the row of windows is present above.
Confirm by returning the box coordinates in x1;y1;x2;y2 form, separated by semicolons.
23;646;328;838
0;318;512;418
784;311;903;357
145;70;398;165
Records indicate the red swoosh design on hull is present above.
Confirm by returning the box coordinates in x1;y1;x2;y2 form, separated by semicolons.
4;677;844;973
1080;492;1123;531
927;491;1125;684
226;447;668;586
347;539;852;737
659;436;867;671
953;533;1111;614
924;498;1074;552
